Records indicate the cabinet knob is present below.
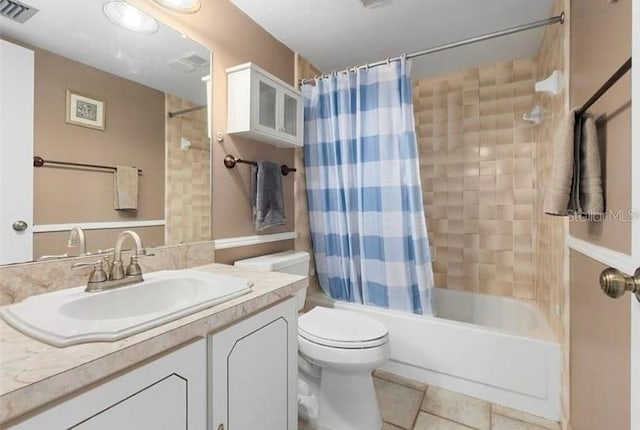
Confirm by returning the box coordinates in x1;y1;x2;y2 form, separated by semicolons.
217;424;224;430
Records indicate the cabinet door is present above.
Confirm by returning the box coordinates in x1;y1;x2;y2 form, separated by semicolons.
8;339;206;430
280;87;303;144
210;298;298;430
252;74;280;136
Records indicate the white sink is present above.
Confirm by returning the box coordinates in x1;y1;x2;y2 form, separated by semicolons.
0;269;253;347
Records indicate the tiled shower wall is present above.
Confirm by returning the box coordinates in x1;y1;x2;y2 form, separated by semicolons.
534;0;570;424
165;94;212;245
534;0;568;353
414;58;537;298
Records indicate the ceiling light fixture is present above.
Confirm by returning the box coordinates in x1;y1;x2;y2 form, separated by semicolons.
152;0;201;14
103;1;159;34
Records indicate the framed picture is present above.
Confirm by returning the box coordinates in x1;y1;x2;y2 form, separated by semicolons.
65;90;106;131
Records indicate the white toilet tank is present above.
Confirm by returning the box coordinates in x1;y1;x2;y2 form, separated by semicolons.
234;251;310;310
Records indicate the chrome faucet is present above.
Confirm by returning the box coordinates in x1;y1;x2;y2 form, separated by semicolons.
72;230;150;293
67;227;87;256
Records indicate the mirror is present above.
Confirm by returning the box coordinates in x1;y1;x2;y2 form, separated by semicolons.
0;0;212;265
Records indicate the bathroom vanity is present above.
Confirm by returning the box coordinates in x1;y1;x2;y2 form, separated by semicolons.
0;264;304;430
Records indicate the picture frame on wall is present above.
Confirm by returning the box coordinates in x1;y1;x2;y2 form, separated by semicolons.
65;90;106;131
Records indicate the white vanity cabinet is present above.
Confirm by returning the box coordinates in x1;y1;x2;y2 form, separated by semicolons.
7;339;207;430
227;63;304;148
209;297;298;430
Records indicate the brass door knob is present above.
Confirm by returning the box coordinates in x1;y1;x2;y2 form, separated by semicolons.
599;267;640;302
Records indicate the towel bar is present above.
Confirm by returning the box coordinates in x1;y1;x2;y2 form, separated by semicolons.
223;154;296;176
33;156;143;175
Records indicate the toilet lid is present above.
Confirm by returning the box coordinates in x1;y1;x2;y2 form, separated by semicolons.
298;307;389;348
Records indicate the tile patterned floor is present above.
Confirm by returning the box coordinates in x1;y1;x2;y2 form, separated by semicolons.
299;369;561;430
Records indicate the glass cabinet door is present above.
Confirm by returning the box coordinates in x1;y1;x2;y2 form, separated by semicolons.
257;78;278;132
282;91;298;138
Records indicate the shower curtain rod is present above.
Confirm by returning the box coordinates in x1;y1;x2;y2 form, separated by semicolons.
299;13;565;85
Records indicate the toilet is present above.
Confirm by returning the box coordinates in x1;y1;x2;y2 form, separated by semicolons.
234;251;390;430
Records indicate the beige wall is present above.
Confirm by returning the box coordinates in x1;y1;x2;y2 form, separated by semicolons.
570;251;630;430
569;0;632;428
128;0;296;260
165;94;211;245
34;226;165;258
569;0;632;252
413;58;537;298
32;45;165;224
27;44;165;258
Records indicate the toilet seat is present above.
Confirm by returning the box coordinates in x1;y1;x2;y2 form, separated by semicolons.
298;307;389;349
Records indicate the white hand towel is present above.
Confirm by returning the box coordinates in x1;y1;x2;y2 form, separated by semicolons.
114;165;139;210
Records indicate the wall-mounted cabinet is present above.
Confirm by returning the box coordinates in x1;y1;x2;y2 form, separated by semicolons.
227;63;303;148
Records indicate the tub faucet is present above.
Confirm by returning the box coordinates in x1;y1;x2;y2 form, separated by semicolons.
67;227;87;256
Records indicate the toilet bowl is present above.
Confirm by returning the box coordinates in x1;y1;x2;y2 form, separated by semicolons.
299;307;390;429
234;251;391;430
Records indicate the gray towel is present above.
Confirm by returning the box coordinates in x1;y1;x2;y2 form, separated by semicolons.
251;161;285;231
114;165;138;210
543;111;604;217
578;115;604;215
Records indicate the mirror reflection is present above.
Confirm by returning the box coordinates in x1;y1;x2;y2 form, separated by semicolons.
0;0;212;265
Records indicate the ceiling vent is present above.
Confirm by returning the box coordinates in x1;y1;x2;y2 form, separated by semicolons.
168;53;209;72
359;0;388;8
183;53;209;67
0;0;39;24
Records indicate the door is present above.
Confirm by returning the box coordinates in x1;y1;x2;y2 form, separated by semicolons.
0;40;34;264
209;298;298;430
632;3;640;428
253;74;280;137
568;0;638;429
280;87;303;143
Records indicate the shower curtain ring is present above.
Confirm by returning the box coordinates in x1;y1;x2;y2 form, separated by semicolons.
386;57;391;64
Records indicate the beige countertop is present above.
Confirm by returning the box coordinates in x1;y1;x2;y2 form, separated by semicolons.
0;263;306;425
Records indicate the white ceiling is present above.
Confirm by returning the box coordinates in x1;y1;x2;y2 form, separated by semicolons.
229;0;556;79
0;0;210;104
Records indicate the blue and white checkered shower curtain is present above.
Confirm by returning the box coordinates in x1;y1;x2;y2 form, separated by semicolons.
302;58;434;315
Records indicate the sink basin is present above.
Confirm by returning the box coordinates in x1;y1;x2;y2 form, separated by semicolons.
0;269;253;347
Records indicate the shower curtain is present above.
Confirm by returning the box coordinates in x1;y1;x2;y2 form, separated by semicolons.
302;58;434;315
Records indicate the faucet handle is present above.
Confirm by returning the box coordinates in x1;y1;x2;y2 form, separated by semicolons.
125;255;143;277
72;261;108;285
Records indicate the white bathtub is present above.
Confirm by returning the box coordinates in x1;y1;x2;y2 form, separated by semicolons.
307;288;561;421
